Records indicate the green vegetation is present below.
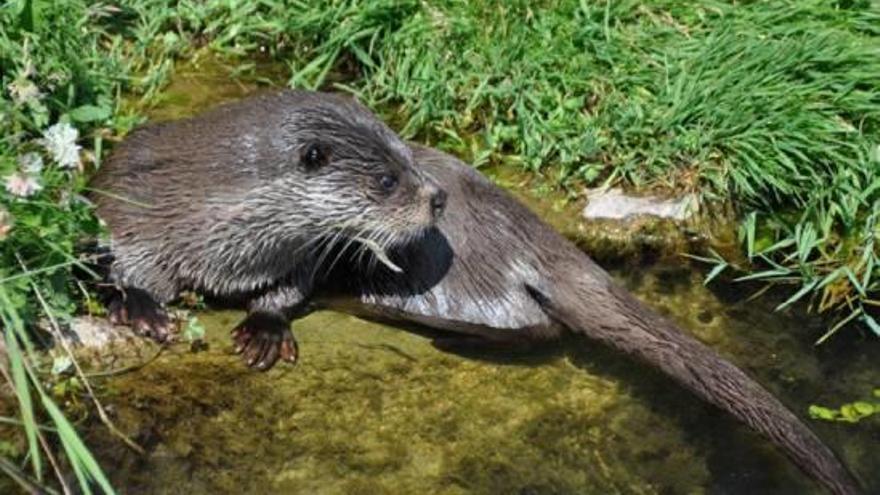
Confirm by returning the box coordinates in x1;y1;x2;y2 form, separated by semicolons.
1;0;142;492
1;0;879;491
810;389;880;423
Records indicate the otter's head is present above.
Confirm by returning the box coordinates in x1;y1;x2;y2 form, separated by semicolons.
265;91;445;270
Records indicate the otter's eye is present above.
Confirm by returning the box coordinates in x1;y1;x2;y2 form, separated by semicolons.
379;174;398;192
301;144;328;169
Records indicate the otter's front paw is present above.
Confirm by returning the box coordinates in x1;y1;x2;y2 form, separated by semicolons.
108;288;176;343
230;312;298;371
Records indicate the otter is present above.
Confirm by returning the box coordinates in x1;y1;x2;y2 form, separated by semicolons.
92;94;860;494
314;145;862;495
90;90;447;365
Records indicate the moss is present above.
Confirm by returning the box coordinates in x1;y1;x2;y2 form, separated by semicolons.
78;309;714;494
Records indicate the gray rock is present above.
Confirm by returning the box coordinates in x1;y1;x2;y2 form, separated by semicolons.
583;188;697;221
60;316;135;349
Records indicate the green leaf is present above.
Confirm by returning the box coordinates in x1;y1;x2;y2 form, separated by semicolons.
51;355;73;375
734;268;791;282
17;0;42;32
183;315;206;342
704;262;728;285
808;405;837;421
862;312;880;338
840;404;860;422
852;402;875;416
0;286;42;481
775;279;818;311
3;330;41;481
69;105;111;123
744;211;756;259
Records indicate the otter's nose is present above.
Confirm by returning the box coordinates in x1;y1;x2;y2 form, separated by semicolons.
430;189;447;219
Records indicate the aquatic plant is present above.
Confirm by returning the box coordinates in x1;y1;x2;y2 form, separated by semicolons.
810;389;880;423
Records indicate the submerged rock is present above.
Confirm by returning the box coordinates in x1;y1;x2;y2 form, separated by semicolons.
38;316;159;372
483;166;725;264
55;316;135;349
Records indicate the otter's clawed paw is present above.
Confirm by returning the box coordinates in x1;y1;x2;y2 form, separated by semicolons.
108;288;176;343
230;313;297;371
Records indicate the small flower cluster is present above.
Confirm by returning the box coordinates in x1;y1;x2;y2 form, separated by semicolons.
41;122;82;169
6;60;42;107
4;122;82;199
5;169;42;198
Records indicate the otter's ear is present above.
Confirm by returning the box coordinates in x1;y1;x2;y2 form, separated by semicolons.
300;143;330;170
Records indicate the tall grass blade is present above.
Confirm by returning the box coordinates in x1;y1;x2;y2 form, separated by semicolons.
43;398;116;495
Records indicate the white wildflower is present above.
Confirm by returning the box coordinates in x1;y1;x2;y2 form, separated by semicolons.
41;122;81;169
17;152;44;174
0;207;12;240
7;75;41;106
5;172;43;198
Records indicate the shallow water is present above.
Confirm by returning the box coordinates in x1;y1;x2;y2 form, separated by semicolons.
84;56;880;494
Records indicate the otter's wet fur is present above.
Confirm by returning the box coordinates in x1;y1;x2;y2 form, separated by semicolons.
317;145;861;495
90;90;445;365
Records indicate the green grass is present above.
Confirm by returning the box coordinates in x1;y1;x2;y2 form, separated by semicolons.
0;0;154;492
1;0;879;491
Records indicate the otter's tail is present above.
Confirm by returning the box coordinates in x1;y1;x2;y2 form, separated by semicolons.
529;271;861;495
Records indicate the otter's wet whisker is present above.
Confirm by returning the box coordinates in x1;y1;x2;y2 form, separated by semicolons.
290;230;331;261
362;226;388;274
363;225;402;274
310;222;354;280
323;231;365;278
